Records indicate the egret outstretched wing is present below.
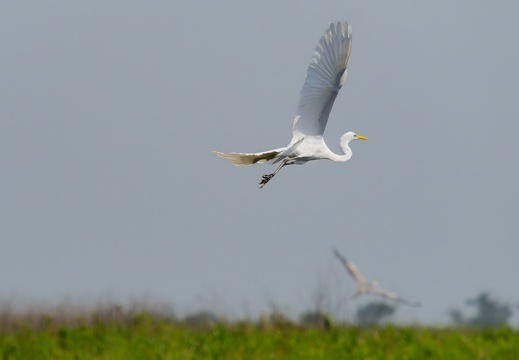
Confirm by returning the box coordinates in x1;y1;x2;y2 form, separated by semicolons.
333;249;367;285
292;22;352;138
370;287;421;307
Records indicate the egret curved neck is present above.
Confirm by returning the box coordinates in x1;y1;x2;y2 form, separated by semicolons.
334;142;352;163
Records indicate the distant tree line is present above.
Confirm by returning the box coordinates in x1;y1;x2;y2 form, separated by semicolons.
449;292;513;327
182;291;515;329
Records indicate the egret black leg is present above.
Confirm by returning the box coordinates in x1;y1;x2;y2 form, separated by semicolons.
259;159;288;188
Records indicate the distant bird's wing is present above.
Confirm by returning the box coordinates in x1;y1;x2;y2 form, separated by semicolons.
292;22;352;138
212;148;287;166
370;287;421;307
333;249;367;285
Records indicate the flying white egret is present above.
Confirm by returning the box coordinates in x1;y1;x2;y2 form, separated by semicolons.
213;21;368;188
333;249;420;306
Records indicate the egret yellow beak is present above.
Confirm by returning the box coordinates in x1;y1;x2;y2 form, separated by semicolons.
356;134;368;140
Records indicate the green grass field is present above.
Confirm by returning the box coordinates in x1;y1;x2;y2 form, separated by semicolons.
0;313;519;359
1;310;518;360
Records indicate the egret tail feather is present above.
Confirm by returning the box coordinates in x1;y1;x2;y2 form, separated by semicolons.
212;149;284;166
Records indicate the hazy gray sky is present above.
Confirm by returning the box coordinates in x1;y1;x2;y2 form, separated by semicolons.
2;1;519;323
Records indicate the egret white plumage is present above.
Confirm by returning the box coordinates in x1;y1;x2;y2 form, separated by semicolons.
213;21;367;188
333;249;420;306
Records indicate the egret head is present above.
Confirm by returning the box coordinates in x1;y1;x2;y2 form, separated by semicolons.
337;132;368;161
341;132;368;143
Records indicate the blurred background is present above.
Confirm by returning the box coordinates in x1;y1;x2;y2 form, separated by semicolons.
1;1;518;325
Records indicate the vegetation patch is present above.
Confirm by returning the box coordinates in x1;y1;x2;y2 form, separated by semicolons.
0;306;518;360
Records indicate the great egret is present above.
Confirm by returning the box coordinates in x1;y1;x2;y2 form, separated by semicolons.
213;21;367;188
333;249;420;306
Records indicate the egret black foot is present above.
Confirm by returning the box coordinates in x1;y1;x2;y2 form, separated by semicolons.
259;174;274;188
